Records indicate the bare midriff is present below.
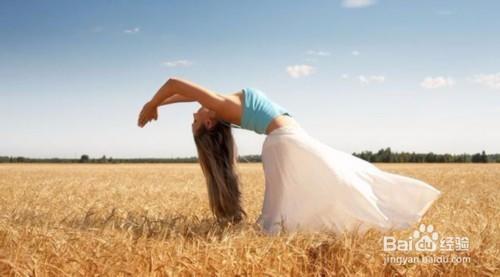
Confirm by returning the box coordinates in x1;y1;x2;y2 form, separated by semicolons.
265;115;300;135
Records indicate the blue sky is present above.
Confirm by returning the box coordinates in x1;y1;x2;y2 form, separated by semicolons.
1;0;499;158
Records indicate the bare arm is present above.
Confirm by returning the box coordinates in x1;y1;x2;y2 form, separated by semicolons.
158;94;195;106
149;77;226;111
138;77;228;127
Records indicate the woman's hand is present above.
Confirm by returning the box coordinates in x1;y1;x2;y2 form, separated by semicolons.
138;101;158;127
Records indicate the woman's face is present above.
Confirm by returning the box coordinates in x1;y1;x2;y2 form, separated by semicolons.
192;107;216;134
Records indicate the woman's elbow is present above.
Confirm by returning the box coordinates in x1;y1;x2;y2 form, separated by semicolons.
163;77;183;91
167;76;186;85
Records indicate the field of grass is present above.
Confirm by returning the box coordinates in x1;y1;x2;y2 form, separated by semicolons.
0;163;498;276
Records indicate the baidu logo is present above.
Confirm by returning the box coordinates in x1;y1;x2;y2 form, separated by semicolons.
413;224;439;251
383;223;469;252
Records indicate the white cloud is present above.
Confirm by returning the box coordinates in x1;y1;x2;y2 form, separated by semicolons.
342;0;376;8
286;65;315;78
351;50;360;56
123;27;140;34
341;74;349;79
420;76;455;89
469;73;500;90
306;50;331;56
162;60;193;67
358;75;385;84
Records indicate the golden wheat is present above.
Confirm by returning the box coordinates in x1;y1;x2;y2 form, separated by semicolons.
0;163;498;276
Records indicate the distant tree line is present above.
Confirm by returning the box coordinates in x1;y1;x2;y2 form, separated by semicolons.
352;148;497;163
1;149;498;163
0;154;262;164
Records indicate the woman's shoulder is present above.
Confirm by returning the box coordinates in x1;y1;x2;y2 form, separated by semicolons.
225;89;244;103
212;90;244;126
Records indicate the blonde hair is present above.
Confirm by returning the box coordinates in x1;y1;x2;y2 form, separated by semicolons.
193;121;247;224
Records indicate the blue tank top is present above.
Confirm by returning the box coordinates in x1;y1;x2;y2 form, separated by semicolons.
230;88;291;134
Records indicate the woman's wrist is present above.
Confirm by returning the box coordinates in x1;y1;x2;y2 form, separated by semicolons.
148;98;161;107
149;79;176;107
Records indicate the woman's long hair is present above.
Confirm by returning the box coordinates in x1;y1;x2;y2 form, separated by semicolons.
193;121;247;224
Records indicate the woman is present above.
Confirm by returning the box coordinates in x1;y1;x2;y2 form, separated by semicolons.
138;77;442;235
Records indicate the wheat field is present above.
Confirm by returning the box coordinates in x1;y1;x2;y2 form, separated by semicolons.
0;163;498;276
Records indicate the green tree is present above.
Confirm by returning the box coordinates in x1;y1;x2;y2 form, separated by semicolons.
80;154;90;163
480;150;488;163
471;153;482;163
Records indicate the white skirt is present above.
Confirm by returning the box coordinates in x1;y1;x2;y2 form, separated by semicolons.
256;125;442;235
